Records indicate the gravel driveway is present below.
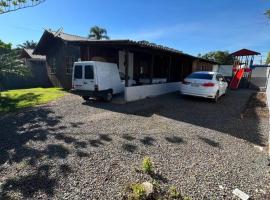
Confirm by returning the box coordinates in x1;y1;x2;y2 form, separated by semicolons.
0;89;269;199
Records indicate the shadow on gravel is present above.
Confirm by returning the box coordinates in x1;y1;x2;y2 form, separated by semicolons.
122;143;137;153
0;107;88;198
165;136;185;144
1;165;56;199
198;136;220;148
85;90;267;146
140;136;155;146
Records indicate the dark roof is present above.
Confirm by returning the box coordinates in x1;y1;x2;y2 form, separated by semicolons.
34;29;218;64
231;49;261;56
22;48;46;60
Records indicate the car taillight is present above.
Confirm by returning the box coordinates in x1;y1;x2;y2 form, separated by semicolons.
182;80;190;85
202;82;215;87
94;84;99;91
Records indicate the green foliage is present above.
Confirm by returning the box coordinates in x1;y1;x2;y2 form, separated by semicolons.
183;197;192;200
130;183;146;200
169;186;181;199
266;52;270;65
0;39;31;88
199;51;234;65
0;0;45;14
17;40;37;49
88;26;110;40
142;157;153;174
265;10;270;19
0;87;65;112
0;49;30;77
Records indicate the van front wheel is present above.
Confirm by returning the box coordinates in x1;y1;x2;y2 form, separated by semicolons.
104;91;113;102
82;96;90;101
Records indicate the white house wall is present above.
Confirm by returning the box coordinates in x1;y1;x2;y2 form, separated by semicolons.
125;82;181;102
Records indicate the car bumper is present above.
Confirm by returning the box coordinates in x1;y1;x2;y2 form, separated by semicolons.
181;91;216;98
70;89;109;97
181;86;217;99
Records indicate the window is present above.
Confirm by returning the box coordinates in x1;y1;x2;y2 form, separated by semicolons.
65;57;75;74
49;58;56;74
85;65;94;79
216;74;226;82
74;65;82;79
187;73;213;80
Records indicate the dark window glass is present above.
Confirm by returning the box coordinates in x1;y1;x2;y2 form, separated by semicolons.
74;65;82;79
85;65;94;79
187;73;213;80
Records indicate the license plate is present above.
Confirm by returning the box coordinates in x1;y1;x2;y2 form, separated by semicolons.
191;83;200;87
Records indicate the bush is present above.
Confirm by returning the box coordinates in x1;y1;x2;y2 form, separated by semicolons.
131;183;146;200
142;157;153;174
169;186;181;199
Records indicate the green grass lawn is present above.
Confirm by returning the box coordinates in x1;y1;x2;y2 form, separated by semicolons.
0;87;66;113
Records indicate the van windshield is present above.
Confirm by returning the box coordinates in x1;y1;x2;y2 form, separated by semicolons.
74;65;82;79
187;73;213;80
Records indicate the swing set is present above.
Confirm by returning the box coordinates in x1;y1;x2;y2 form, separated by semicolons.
230;49;260;89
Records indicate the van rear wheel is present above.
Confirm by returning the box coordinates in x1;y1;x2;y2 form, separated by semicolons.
82;96;90;101
104;91;113;102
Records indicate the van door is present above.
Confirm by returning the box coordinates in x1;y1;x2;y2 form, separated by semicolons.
80;64;95;91
73;65;83;90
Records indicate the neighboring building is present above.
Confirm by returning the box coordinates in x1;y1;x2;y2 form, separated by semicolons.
1;49;51;90
34;30;218;90
250;65;270;90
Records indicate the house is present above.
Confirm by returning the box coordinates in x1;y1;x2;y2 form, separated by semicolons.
34;29;218;101
1;48;51;90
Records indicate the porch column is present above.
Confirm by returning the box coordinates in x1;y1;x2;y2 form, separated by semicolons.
150;54;154;84
87;46;90;60
124;50;129;87
168;55;172;82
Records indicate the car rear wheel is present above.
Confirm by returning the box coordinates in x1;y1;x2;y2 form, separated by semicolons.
104;91;113;102
82;96;90;101
214;91;219;103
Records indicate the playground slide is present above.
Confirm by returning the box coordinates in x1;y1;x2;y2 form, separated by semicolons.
230;68;245;89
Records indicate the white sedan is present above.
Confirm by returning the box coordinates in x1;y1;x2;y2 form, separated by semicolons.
181;71;228;102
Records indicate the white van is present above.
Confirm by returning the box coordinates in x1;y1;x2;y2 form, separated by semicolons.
72;61;124;101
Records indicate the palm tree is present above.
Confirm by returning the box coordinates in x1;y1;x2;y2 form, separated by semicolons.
17;40;37;49
88;26;110;40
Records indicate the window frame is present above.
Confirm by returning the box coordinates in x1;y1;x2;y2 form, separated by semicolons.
48;58;56;74
65;56;75;75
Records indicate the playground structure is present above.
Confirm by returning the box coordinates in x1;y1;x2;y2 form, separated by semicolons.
230;49;261;90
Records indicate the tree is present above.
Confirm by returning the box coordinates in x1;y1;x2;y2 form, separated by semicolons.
17;40;37;49
0;40;30;91
265;9;270;19
199;51;234;65
88;26;110;40
0;0;46;14
266;52;270;65
0;39;12;54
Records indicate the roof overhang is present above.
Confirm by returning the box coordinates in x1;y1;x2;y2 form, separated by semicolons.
34;29;218;65
231;49;261;56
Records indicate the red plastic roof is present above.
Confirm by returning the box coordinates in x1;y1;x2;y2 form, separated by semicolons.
231;49;261;56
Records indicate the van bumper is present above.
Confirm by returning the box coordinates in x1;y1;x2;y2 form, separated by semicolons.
70;89;110;98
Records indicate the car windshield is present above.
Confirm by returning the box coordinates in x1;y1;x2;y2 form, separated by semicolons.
187;73;213;80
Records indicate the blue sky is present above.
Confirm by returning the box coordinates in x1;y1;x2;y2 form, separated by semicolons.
0;0;269;62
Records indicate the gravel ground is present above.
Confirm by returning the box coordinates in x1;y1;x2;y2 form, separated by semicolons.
0;89;269;199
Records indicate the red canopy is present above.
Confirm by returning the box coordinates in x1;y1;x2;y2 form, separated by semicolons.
231;49;261;56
